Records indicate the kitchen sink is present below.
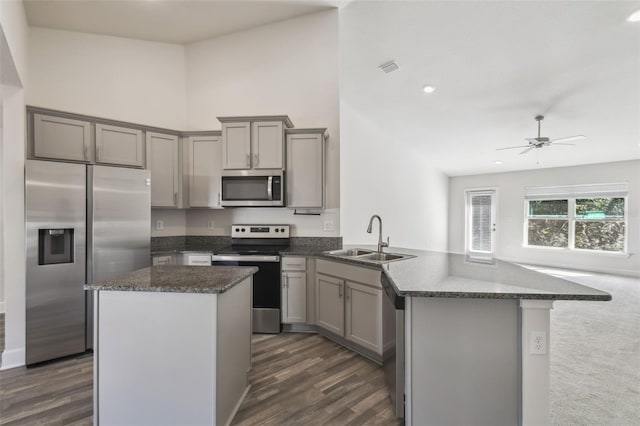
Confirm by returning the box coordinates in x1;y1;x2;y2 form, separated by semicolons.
325;248;415;264
359;252;405;262
327;248;375;257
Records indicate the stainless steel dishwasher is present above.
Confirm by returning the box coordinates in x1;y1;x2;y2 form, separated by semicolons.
382;273;405;419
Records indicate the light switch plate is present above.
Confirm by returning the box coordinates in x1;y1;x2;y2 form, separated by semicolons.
155;220;164;231
323;219;334;232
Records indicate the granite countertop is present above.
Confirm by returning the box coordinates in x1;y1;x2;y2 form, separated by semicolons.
84;265;258;294
324;245;612;301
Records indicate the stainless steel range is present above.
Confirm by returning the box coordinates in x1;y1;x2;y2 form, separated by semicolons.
211;224;290;333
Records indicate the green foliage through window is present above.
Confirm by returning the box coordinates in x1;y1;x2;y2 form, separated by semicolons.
527;197;626;252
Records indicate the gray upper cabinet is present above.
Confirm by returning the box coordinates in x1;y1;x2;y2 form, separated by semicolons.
221;122;251;170
286;129;326;208
219;116;293;170
33;113;92;162
95;124;144;168
251;121;284;169
186;135;223;208
147;131;180;208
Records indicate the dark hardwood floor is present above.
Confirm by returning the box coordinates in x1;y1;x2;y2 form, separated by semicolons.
0;330;399;425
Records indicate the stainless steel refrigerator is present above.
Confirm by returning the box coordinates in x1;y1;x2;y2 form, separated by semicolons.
26;159;150;365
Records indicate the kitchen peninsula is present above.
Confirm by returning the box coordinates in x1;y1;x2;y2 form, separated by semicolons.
85;265;257;426
326;246;611;426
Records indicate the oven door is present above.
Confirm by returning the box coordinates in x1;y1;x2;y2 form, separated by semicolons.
221;171;284;207
211;254;281;333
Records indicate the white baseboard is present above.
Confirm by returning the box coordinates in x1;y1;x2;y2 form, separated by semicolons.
0;301;5;314
0;347;25;370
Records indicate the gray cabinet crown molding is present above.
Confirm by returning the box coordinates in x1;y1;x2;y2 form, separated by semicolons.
217;115;294;129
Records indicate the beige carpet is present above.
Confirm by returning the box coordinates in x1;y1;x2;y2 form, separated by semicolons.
543;268;640;425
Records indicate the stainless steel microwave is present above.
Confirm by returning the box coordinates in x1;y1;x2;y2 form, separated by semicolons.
221;170;284;207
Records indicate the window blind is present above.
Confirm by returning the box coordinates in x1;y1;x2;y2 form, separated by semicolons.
524;182;629;200
470;194;492;252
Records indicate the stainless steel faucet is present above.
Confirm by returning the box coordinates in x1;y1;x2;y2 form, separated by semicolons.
367;214;389;253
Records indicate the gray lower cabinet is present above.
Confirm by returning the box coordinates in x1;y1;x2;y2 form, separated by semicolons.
147;131;180;208
286;129;326;209
33;113;92;162
186;135;223;208
315;259;383;354
281;257;307;324
95;124;144;167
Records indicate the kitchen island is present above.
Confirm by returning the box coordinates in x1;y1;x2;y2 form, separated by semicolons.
85;265;257;426
325;247;611;426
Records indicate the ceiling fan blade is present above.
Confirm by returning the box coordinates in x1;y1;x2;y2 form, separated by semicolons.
551;142;576;146
549;135;585;143
519;147;534;155
496;145;530;151
525;138;538;142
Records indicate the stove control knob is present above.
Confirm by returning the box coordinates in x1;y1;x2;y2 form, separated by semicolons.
235;228;240;232
241;228;246;232
275;228;279;233
280;228;286;233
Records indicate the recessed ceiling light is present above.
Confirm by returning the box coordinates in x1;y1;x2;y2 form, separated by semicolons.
628;9;640;22
423;85;436;94
495;160;503;165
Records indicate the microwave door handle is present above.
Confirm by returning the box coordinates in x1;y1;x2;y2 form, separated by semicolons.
267;176;273;200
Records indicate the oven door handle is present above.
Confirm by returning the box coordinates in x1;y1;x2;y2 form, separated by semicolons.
211;255;280;262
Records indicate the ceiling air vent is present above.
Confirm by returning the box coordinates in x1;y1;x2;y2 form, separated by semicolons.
379;60;399;74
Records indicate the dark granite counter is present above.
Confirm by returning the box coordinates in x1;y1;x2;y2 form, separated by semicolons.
85;265;257;294
323;245;612;301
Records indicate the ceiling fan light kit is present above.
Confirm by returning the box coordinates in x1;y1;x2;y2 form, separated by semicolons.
496;115;586;156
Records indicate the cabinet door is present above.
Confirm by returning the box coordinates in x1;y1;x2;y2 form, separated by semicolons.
33;114;91;162
315;273;344;335
282;271;307;324
345;281;382;354
286;133;324;208
221;122;251;170
251;121;283;169
95;124;144;167
147;132;180;207
188;136;222;208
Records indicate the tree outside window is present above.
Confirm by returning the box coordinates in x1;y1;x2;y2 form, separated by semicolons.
526;197;626;252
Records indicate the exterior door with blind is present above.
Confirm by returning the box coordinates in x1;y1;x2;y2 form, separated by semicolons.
466;190;496;260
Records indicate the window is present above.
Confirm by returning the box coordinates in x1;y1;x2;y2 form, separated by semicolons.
466;189;496;260
524;183;627;253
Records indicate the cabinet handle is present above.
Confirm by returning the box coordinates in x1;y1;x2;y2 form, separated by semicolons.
254;154;259;167
96;144;101;161
173;192;177;206
83;144;88;161
286;275;289;288
218;192;221;206
338;281;343;298
346;288;350;300
246;154;250;168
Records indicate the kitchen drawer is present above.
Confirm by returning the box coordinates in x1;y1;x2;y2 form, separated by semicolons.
187;254;212;266
152;255;173;266
282;256;306;271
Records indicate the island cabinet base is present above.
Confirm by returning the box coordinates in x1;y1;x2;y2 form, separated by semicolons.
406;297;554;426
93;277;252;426
406;297;520;426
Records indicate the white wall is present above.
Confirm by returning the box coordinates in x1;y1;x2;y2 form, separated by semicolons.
449;160;640;276
339;6;449;250
0;0;29;368
182;9;340;236
339;101;449;249
27;27;186;130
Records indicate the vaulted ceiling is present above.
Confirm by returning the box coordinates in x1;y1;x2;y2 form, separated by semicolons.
23;0;640;176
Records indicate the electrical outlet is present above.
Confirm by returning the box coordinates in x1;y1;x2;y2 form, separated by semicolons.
323;219;334;232
155;220;164;231
530;331;547;355
207;220;215;230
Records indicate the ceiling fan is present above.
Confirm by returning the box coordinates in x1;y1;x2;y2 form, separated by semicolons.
497;115;585;155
